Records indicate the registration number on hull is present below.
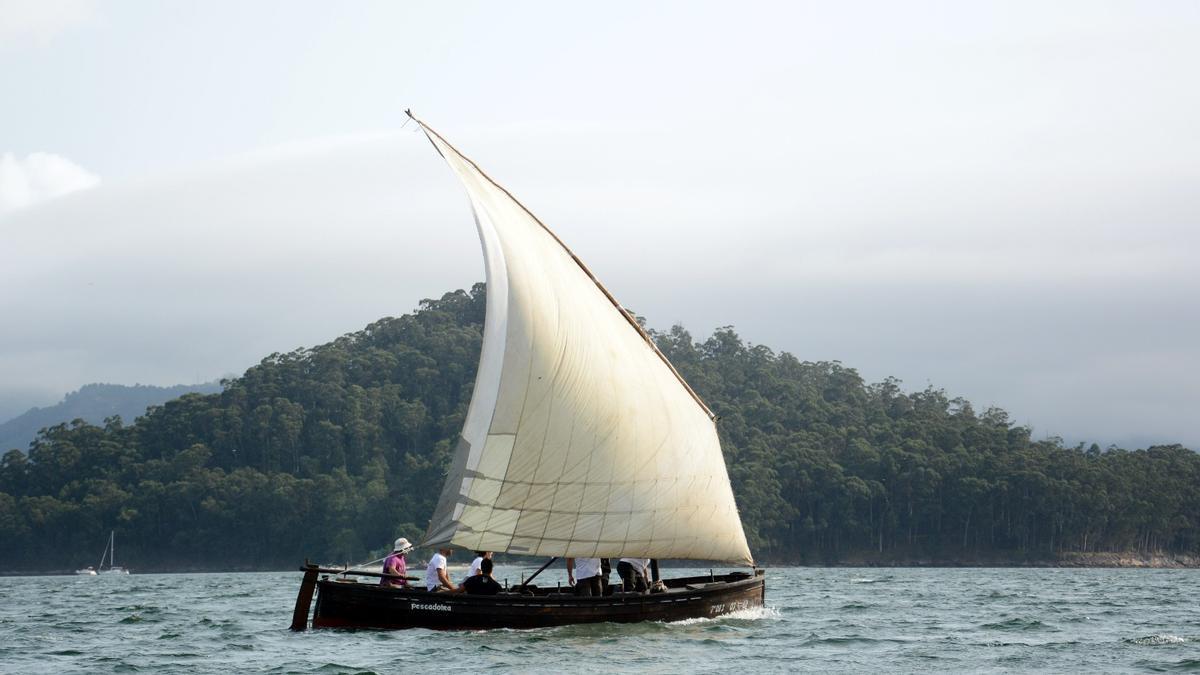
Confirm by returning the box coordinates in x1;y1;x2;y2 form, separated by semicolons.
708;599;755;615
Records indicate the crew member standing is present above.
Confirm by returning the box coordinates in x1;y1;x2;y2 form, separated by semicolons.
566;557;603;597
617;557;650;592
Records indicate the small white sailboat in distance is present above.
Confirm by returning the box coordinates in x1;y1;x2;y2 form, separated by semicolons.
97;530;131;575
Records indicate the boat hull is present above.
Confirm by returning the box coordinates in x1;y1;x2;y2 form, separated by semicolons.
305;570;765;630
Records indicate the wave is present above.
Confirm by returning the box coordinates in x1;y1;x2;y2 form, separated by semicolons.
1125;634;1195;646
981;618;1054;631
980;639;1080;649
1134;658;1200;672
312;664;380;675
801;635;910;647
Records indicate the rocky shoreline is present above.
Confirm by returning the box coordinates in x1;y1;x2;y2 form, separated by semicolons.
1054;552;1200;568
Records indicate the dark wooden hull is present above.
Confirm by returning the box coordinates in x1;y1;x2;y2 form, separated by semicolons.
302;569;766;630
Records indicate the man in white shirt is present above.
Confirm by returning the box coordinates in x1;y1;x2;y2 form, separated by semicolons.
617;557;651;592
565;557;602;597
465;551;492;582
425;547;457;592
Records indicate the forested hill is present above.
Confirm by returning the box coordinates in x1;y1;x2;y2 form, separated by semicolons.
1;285;1197;572
0;382;223;454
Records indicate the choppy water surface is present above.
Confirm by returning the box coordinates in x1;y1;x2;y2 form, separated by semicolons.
1;566;1198;673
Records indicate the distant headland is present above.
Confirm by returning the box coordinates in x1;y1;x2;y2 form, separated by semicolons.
1;285;1195;574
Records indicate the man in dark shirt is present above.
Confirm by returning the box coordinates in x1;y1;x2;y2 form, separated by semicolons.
462;558;502;595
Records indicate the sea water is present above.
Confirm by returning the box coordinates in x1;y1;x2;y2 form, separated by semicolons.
1;566;1198;673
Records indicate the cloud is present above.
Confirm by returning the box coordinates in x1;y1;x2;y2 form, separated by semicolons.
0;126;1197;451
0;134;479;405
0;152;100;216
0;0;96;45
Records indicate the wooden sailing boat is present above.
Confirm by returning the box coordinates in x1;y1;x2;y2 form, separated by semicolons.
290;112;764;630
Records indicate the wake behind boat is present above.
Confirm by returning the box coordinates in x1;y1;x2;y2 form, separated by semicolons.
291;112;764;630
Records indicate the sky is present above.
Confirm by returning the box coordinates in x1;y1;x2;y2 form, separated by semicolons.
1;0;1197;449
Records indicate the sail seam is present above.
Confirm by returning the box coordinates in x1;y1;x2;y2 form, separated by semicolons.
515;328;564;555
477;299;539;551
535;417;574;553
564;419;598;558
511;286;567;553
441;195;511;550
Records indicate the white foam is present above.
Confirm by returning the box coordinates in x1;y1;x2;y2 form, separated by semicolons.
1127;634;1188;646
665;605;782;626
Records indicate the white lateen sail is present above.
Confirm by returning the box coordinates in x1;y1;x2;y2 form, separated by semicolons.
414;114;753;566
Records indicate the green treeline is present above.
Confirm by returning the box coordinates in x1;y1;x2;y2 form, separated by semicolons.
1;285;1197;571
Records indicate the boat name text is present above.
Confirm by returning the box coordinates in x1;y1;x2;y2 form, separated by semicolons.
411;603;452;612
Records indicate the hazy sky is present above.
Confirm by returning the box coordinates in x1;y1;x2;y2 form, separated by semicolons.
1;1;1197;449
